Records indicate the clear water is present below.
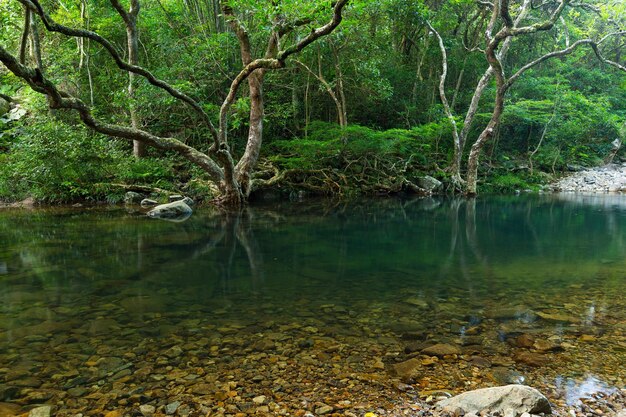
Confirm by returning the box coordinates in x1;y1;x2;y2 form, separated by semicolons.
0;194;625;415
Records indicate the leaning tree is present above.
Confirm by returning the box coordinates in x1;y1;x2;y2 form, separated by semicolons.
0;0;350;206
427;0;625;194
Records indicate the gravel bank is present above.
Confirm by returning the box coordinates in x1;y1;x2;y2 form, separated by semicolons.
551;164;626;193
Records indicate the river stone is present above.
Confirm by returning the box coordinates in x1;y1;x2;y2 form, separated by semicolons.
147;200;192;221
315;405;333;415
140;199;158;208
421;343;461;357
535;311;578;323
139;404;155;417
533;339;562;352
514;334;535;348
437;385;551;416
124;191;143;205
416;175;442;192
514;351;549;367
391;358;422;382
491;367;526;385
165;401;180;415
88;318;119;335
0;402;21;416
28;405;52;417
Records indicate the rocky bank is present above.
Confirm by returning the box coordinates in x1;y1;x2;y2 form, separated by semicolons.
551;164;626;193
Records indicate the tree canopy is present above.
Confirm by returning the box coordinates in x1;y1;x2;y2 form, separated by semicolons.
0;0;625;204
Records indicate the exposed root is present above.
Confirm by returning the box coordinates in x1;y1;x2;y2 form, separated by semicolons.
250;156;434;197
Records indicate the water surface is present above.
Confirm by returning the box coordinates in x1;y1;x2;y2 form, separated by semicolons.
0;195;624;415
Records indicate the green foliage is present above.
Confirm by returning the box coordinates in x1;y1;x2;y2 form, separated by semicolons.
269;120;451;171
0;116;180;203
1;0;626;201
0;118;121;202
484;173;532;193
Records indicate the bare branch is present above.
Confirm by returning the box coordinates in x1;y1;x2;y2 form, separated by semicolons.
569;2;600;14
507;39;593;88
0;45;225;182
500;0;514;28
110;0;140;22
109;0;131;24
221;1;252;65
277;0;349;61
20;0;219;142
592;43;626;72
505;0;569;38
218;0;350;146
508;31;626;87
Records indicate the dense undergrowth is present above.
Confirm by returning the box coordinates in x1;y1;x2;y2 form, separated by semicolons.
1;109;622;204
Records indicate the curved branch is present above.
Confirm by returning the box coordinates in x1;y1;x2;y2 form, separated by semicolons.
506;39;593;88
20;0;218;143
505;0;569;38
217;0;350;145
277;0;349;61
592;44;626;72
0;45;224;182
508;31;626;88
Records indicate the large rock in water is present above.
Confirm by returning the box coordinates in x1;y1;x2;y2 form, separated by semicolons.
416;175;442;192
437;385;551;416
124;191;143;204
147;200;192;222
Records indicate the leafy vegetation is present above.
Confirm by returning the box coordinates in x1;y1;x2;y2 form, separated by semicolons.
0;0;625;203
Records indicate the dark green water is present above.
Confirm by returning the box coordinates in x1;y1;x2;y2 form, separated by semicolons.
0;194;625;414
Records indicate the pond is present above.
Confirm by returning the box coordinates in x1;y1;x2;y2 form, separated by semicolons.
0;194;625;416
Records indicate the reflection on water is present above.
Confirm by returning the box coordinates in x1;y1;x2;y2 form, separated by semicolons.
0;195;625;415
556;375;619;406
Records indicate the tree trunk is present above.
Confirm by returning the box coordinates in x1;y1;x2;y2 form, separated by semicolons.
29;15;43;69
19;7;30;65
112;0;145;158
450;55;467;111
333;47;348;128
465;0;571;194
127;22;145;157
427;21;463;186
456;0;532;174
296;57;346;128
235;70;265;197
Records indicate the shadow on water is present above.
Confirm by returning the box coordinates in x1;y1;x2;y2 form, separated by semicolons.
0;194;624;411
